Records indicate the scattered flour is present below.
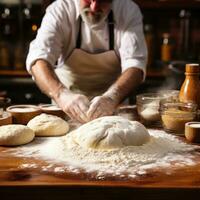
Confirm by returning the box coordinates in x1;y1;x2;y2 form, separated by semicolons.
7;129;200;179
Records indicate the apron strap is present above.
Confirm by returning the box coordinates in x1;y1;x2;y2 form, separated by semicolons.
76;11;114;50
76;17;82;49
108;11;114;50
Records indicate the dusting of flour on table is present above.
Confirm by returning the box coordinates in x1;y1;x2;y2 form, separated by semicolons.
8;129;200;179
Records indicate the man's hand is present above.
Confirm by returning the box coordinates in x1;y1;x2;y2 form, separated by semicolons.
87;95;118;121
55;89;90;123
31;60;143;123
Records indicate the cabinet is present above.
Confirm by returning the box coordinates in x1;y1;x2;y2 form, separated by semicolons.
0;1;48;104
0;0;199;76
0;0;43;72
0;0;199;103
136;0;200;64
134;0;200;9
134;0;200;94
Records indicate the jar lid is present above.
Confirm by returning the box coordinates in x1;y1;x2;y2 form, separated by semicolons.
185;122;200;143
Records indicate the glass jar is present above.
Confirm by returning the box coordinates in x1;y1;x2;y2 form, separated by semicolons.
136;90;179;127
160;101;197;135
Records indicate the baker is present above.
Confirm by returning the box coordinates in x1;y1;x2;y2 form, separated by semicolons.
26;0;147;123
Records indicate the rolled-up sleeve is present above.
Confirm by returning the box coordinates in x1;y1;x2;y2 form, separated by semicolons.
118;3;147;80
26;2;67;73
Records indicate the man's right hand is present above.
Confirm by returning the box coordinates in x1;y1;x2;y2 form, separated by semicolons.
54;88;90;123
31;60;90;123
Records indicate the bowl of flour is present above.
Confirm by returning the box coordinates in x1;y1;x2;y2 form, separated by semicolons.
136;90;179;127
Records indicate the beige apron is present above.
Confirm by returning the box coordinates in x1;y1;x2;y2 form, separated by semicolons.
55;12;121;99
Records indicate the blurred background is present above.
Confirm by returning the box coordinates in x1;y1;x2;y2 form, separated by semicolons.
0;0;199;104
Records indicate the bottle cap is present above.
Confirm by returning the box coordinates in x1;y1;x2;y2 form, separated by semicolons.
185;63;200;74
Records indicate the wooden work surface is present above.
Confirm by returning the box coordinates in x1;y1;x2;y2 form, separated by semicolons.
0;140;200;187
1;136;200;200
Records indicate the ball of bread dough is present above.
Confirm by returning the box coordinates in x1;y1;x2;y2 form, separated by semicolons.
72;116;150;150
27;113;69;136
0;124;35;146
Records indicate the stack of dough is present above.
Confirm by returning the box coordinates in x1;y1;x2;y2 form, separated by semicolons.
72;116;150;150
0;113;70;146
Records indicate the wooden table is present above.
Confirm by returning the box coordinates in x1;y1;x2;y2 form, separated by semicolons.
1;139;200;200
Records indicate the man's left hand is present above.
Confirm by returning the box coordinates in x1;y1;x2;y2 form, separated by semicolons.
87;95;118;120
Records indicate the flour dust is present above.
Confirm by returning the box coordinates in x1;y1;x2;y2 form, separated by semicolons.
5;129;200;179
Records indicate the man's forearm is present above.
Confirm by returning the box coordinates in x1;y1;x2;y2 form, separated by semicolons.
103;68;144;104
31;59;90;122
31;59;66;100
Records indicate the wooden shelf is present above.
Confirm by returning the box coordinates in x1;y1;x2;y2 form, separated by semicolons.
134;0;200;9
0;68;169;79
0;70;30;77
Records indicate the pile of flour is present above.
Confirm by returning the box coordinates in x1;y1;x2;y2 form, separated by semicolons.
8;129;200;179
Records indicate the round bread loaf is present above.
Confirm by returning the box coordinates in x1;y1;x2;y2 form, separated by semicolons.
27;113;69;136
0;124;35;146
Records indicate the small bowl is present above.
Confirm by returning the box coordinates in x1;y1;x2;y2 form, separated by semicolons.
7;105;42;125
185;122;200;143
38;104;67;119
160;102;197;135
136;91;179;127
0;111;12;126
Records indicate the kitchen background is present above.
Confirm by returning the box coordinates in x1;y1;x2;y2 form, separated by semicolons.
0;0;199;104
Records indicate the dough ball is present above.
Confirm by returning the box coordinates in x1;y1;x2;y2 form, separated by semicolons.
27;113;69;136
72;116;150;150
0;124;35;146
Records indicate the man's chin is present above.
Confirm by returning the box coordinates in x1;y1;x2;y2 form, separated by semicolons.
87;20;103;29
83;17;106;29
81;12;108;29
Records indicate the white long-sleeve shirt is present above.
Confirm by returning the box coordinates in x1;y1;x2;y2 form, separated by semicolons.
26;0;147;76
